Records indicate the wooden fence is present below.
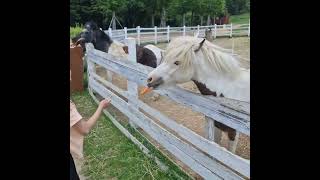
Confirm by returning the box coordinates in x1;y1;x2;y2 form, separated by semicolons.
85;38;250;179
105;23;250;45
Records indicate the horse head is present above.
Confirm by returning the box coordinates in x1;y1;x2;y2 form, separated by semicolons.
72;21;113;53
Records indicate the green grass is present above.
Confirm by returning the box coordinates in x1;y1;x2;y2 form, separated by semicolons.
230;13;250;24
71;90;192;180
70;24;83;39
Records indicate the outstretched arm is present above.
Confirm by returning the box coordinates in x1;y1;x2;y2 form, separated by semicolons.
74;99;111;135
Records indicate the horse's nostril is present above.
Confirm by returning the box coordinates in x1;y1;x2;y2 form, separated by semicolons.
147;77;152;83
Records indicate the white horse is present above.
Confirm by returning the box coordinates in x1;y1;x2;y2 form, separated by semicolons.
147;36;250;102
146;36;249;151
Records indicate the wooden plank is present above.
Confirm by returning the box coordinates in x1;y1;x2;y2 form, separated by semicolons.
107;71;113;82
229;131;240;154
91;71;247;173
205;117;215;141
88;88;169;172
127;38;138;128
89;78;222;179
91;73;129;98
127;89;250;177
89;77;247;179
158;120;245;180
89;77;250;178
156;88;250;136
85;46;250;136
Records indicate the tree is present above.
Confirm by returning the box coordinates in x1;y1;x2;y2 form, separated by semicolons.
144;0;158;27
204;0;226;25
226;0;249;15
156;0;170;27
124;0;147;27
94;0;128;29
168;0;191;26
70;0;249;28
70;0;81;26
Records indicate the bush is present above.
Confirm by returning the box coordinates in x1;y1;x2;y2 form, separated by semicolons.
70;23;83;39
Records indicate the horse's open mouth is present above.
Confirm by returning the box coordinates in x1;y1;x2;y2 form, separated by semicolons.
147;77;163;89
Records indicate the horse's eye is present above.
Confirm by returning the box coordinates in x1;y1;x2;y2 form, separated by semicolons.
174;61;180;65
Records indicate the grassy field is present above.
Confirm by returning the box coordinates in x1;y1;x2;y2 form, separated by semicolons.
71;89;191;180
230;13;250;24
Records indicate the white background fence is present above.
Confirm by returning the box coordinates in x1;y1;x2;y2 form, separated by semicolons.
106;23;250;44
85;37;250;179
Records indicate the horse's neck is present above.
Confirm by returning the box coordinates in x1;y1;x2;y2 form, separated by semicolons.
93;40;108;52
192;57;250;102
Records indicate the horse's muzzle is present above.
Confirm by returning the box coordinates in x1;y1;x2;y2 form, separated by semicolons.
147;77;163;89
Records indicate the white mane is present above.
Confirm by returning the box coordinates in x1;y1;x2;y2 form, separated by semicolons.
164;36;245;77
108;40;128;59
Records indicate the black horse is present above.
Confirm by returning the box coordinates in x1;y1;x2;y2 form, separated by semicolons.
72;21;157;68
72;21;113;53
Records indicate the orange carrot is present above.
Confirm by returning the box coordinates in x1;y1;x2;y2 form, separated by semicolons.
140;87;153;95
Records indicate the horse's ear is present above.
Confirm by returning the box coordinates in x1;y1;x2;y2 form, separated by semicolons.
194;39;206;52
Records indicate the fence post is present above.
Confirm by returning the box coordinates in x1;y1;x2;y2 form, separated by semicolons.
136;26;141;45
167;25;170;42
126;37;138;129
232;38;234;54
124;27;127;39
197;25;200;36
107;28;114;82
230;23;233;37
228;131;240;153
85;44;95;94
248;20;250;36
183;25;186;37
108;28;112;38
154;26;157;44
70;46;84;92
205;118;215;141
214;24;217;38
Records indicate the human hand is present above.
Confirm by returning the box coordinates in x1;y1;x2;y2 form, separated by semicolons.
99;98;111;109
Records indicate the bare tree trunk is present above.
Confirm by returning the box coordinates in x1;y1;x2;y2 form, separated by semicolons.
112;11;116;30
151;14;155;27
182;13;186;26
191;11;194;25
207;15;211;25
200;16;203;26
160;7;166;27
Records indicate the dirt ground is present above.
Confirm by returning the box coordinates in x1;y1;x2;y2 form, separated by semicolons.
94;37;250;178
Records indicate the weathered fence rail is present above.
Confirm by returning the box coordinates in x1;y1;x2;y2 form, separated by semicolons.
85;37;250;179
